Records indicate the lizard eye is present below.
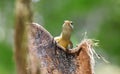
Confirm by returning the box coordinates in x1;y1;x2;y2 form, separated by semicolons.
70;22;74;29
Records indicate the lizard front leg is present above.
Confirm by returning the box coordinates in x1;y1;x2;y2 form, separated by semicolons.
69;41;73;49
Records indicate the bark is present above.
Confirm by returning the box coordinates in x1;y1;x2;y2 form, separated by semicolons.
28;23;95;74
14;0;32;74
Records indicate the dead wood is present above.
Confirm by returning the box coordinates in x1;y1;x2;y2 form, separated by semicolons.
28;23;95;74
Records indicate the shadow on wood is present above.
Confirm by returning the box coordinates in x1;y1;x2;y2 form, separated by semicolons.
28;23;94;74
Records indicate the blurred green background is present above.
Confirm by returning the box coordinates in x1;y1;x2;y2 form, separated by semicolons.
0;0;120;74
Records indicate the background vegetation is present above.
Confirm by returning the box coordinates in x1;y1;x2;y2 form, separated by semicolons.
0;0;120;74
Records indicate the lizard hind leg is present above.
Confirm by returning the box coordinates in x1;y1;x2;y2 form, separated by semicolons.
57;44;66;51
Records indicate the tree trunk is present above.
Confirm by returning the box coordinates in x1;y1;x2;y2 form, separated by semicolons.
14;0;32;74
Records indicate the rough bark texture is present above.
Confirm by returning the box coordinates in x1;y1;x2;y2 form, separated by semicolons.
28;23;95;74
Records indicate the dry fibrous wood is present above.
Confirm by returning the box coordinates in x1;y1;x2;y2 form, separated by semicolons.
28;23;95;74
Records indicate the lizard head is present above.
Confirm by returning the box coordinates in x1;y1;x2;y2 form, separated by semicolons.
63;20;73;30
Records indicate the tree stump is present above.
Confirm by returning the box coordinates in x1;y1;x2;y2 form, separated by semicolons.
28;23;95;74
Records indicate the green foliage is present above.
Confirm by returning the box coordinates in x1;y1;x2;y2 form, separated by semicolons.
0;42;15;74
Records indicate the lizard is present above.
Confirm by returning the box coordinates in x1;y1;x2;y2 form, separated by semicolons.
54;20;73;51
